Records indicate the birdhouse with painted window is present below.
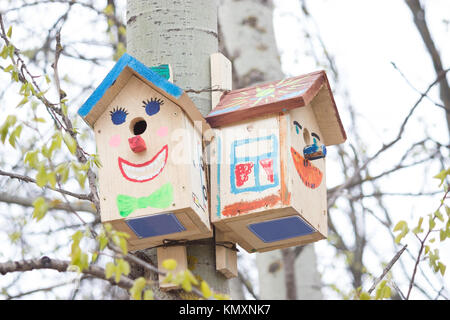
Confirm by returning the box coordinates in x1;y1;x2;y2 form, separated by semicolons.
206;70;346;253
78;53;212;251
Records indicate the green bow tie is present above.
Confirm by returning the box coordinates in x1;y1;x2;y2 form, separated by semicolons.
116;183;173;217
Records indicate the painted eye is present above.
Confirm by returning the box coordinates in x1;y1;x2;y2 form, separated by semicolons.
293;121;302;134
110;107;128;125
311;132;321;142
142;98;163;116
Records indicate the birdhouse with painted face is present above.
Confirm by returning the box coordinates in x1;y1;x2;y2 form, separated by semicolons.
206;71;346;253
78;53;211;251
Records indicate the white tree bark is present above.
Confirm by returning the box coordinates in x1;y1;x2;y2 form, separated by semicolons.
127;0;218;116
126;0;230;297
218;0;323;300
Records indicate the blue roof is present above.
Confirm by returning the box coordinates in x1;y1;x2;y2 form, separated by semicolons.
78;53;183;118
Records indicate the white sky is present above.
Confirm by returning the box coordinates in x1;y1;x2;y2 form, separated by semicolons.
274;0;450;299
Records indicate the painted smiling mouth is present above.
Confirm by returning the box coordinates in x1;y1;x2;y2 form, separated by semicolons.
118;145;168;182
290;147;323;189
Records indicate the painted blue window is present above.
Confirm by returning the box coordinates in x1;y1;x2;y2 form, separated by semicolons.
230;135;279;194
125;213;185;239
248;216;315;243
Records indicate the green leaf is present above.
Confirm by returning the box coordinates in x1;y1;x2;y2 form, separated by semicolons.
76;172;86;189
185;269;199;286
429;215;436;230
24;150;39;168
47;171;57;188
359;292;371;300
129;277;146;300
105;262;115;280
143;290;153;300
0;46;8;59
181;277;192;292
393;221;407;232
412;217;424;234
8;124;22;148
433;168;450;187
63;132;77;155
97;233;108;251
36;164;48;187
438;262;446;276
16;96;28;108
119;237;128;255
440;229;446;242
200;281;212;299
91;252;98;263
32;197;48;221
162;259;177;271
115;266;122;283
7;26;12;38
435;209;444;222
103;4;114;15
393;220;409;244
50;132;62;154
72;230;84;244
117;259;130;276
375;280;391;300
162;272;173;284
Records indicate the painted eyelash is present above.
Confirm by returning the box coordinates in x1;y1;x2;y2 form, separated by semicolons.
142;97;164;107
110;106;129;116
311;132;321;141
293;121;302;129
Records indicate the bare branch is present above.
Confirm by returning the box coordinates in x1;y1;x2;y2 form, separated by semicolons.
0;256;134;291
368;244;408;294
0;191;95;214
0;169;91;201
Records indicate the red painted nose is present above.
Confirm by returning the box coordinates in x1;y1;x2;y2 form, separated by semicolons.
128;136;147;153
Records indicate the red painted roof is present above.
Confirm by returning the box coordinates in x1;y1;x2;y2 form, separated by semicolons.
205;70;346;145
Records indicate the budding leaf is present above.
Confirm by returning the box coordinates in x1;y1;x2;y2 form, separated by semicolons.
105;262;115;280
162;258;177;271
201;281;212;298
63;132;77;155
143;290;153;300
32;197;48;221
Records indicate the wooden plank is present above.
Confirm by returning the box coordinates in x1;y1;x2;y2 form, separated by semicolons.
311;82;347;146
215;229;238;278
278;112;291;206
210;52;232;110
157;246;188;291
288;104;328;237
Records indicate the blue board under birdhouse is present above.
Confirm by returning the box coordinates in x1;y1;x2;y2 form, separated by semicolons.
247;216;315;243
125;213;186;239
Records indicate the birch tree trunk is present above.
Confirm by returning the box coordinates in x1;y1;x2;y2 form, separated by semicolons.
126;0;230;298
218;0;323;300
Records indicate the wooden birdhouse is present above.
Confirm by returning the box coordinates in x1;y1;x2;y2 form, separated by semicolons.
78;53;212;251
206;70;346;253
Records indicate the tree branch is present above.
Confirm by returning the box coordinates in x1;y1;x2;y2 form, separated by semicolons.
368;244;408;294
0;191;95;214
0;169;91;201
0;256;134;291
